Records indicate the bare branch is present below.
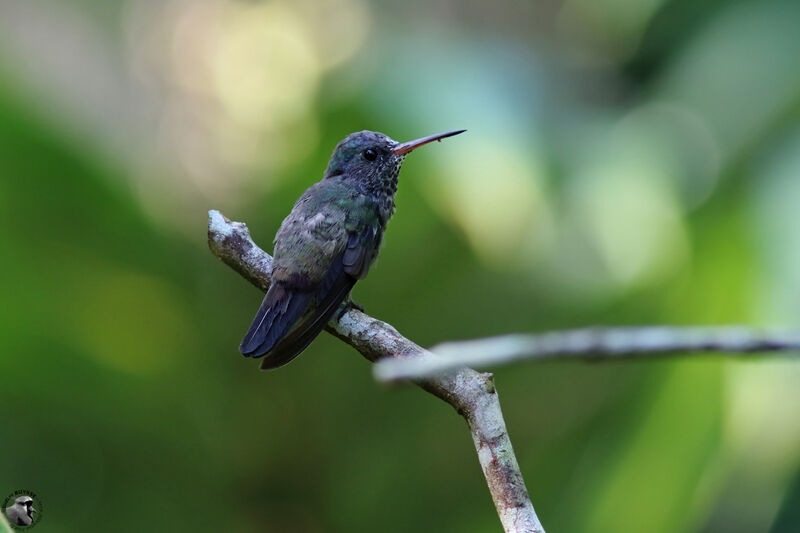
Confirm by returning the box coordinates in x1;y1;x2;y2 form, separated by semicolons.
208;210;545;533
373;326;800;381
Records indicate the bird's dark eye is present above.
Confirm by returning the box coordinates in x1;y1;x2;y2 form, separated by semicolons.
363;148;378;161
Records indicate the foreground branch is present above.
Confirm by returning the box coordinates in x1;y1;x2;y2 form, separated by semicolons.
208;210;544;533
374;326;800;381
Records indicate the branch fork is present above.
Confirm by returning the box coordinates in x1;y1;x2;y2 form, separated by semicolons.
208;210;545;533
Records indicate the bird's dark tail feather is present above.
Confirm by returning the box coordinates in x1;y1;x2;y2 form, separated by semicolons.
239;283;312;358
260;274;355;370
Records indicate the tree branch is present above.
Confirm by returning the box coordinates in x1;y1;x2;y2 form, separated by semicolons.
373;327;800;381
208;210;545;533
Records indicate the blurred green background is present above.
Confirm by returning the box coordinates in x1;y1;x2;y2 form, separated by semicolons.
1;0;800;531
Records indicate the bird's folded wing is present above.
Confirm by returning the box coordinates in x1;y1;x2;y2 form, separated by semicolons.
259;226;383;369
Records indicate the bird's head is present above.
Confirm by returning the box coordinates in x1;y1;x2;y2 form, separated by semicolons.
324;129;465;193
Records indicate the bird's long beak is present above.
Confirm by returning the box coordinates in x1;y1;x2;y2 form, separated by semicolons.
31;507;37;514
392;129;466;155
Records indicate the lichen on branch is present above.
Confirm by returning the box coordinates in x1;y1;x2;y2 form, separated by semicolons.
207;210;545;533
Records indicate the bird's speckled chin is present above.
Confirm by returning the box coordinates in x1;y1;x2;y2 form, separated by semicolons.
382;154;406;196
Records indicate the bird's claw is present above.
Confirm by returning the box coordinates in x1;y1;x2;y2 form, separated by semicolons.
337;298;365;320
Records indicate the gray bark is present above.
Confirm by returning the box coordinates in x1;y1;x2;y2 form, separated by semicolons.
374;327;800;381
208;210;544;533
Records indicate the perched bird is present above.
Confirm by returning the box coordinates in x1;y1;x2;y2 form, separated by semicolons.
5;496;36;526
240;129;465;369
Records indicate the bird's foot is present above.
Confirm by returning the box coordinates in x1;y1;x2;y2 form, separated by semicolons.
337;298;365;320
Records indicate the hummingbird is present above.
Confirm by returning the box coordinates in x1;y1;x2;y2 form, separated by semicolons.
239;128;465;369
